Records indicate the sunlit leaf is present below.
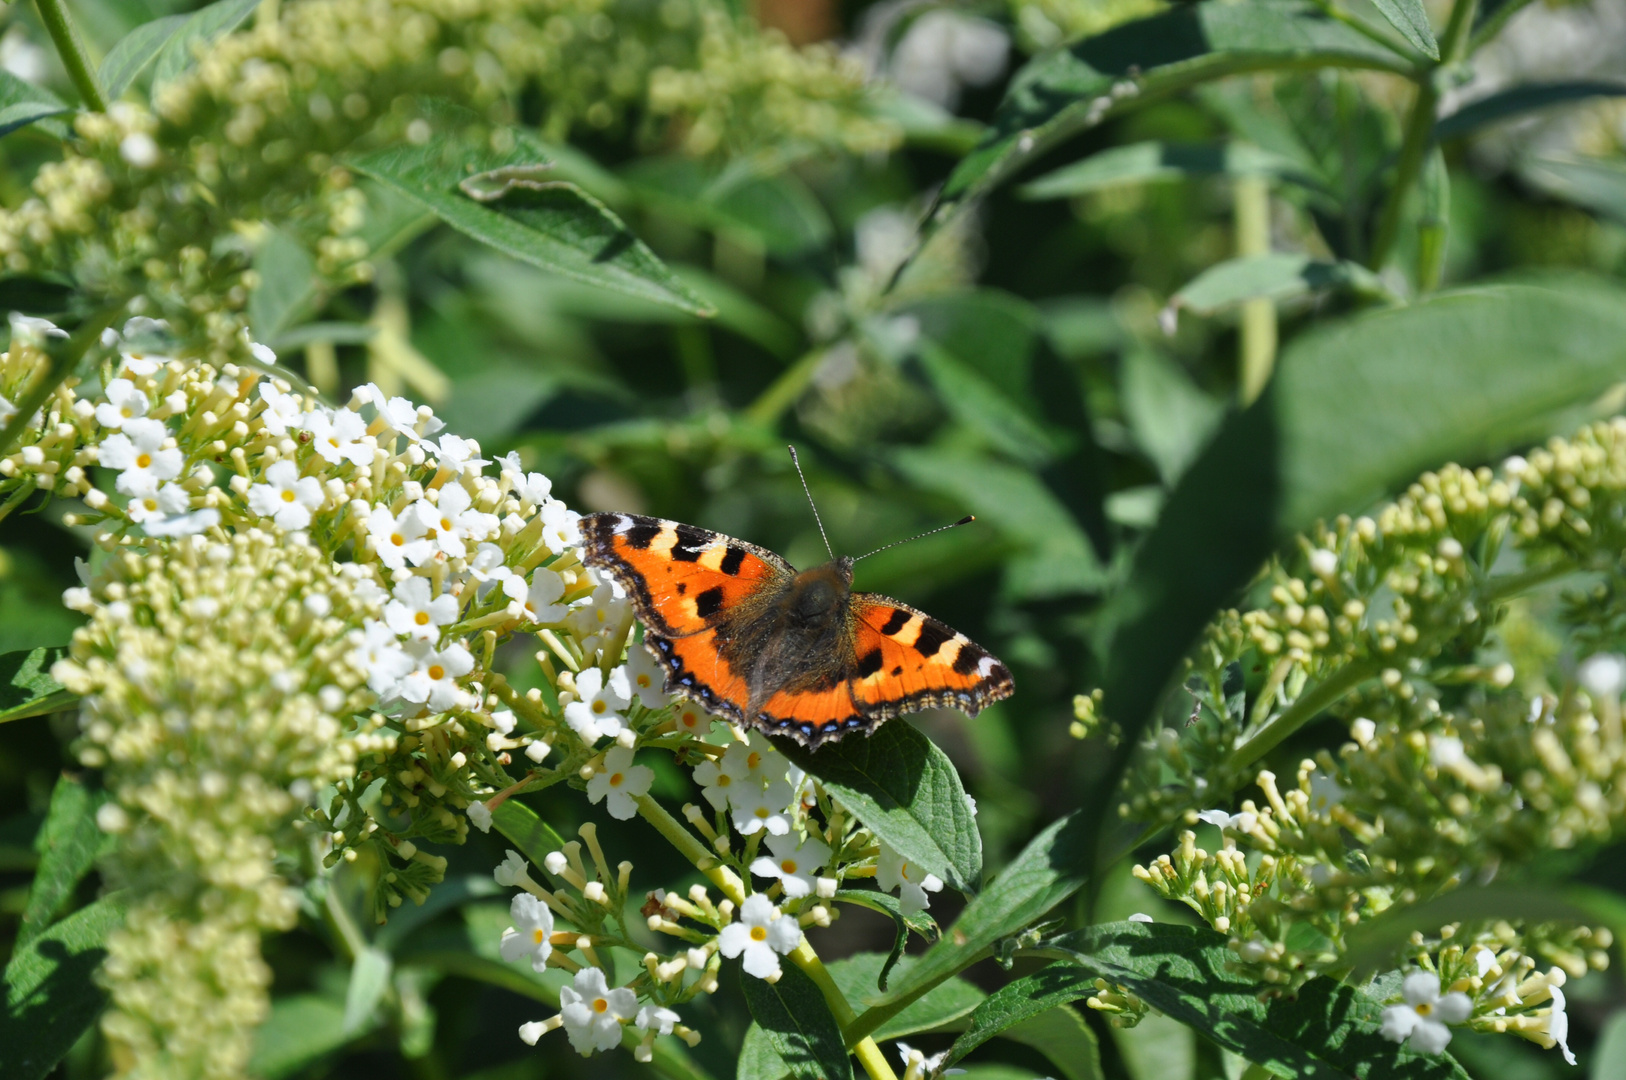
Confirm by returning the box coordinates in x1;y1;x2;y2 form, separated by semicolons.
0;893;126;1080
1517;154;1626;228
150;0;261;88
0;646;75;725
1368;0;1438;60
1021;141;1320;199
17;773;108;947
741;961;853;1080
0;71;68;139
1168;254;1392;321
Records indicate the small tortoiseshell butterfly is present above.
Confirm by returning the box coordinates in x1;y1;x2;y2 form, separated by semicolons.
580;450;1014;747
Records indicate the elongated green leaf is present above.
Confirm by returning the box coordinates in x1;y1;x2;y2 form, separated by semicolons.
776;718;980;893
915;340;1060;466
1169;254;1391;320
827;954;983;1041
1043;922;1469;1079
351;105;708;316
1114;1011;1197;1080
0;276;76;315
739;1024;792;1080
98;13;188;99
251;994;352;1079
1368;0;1438;60
945;965;1096;1070
1021;141;1318;199
938;1;1408;217
740;960;853;1080
1592;1009;1626;1080
622;157;831;256
0;646;75;725
18;774;108;947
1518;154;1626;227
999;1005;1104;1080
860;811;1089;1019
343;947;392;1035
0;71;68;139
1120;349;1225;487
0;893;126;1080
491;799;570;880
832;889;938;992
1093;277;1626;812
250;227;321;345
150;0;260;88
1435;80;1626;142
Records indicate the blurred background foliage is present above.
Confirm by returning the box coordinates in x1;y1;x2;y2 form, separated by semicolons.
2;0;1626;1076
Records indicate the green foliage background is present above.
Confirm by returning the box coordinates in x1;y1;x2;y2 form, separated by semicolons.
2;0;1626;1077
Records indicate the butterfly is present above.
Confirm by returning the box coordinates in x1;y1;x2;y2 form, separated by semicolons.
579;457;1013;747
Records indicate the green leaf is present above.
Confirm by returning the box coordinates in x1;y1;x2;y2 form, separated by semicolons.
739;1024;792;1080
914;340;1060;467
1043;922;1470;1079
1168;254;1392;321
250;994;351;1080
831;889;938;992
827;953;983;1041
98;13;188;100
0;276;76;315
938;1;1408;216
490;799;570;873
891;449;1106;599
622;157;831;256
1592;1009;1626;1080
775;718;981;893
0;893;126;1080
1113;1011;1197;1080
17;774;108;947
1434;80;1626;142
860;811;1089;1018
342;947;392;1035
149;0;260;89
1368;0;1438;60
1094;277;1626;792
1517;154;1626;228
998;1005;1104;1080
349;104;710;317
0;646;75;725
740;960;853;1080
1021;141;1319;199
250;227;321;345
1119;349;1225;487
0;71;69;139
944;965;1097;1071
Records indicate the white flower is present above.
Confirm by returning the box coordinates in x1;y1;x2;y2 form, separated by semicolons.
634;1004;680;1036
417;483;498;560
143;506;219;537
750;832;832;899
1579;653;1626;699
1351;717;1376;745
890;10;1007;109
1379;972;1471;1054
384;576;459;641
1307;773;1344;815
540;498;582;552
352;621;415;699
469;542;517;594
367;503;434;570
586;746;654;820
467;801;492;833
94;378;150;430
256;384;307;438
9;313;66;344
508;567;567;625
674;701;713;739
1429;735;1467;769
247;339;276;365
499;892;555;972
730;776;796;837
305;407;373;466
125;482;190;525
431;433;488;475
99;421;181;497
717;893;802;980
1536;985;1576;1065
1308;548;1339;578
1128;913;1154;923
558;967;636;1055
493;849;529;887
877;841;944;914
564;666;631;743
896;1041;963;1080
625;643;668;709
246;460;324;530
1196;809;1257;833
692;754;735;812
400;641;475;712
356;383;443;443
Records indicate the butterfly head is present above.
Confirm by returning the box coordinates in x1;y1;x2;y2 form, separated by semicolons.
786;557;854;626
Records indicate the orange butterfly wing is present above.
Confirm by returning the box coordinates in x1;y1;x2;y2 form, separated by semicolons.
847;595;1014;721
581;513;790;638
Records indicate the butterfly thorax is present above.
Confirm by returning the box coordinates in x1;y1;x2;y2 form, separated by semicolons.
724;557;856;716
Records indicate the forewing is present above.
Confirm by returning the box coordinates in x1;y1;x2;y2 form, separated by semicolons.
848;595;1015;720
580;512;791;637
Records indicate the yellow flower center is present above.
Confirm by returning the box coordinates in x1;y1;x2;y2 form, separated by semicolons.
717;775;731;788
281;489;296;503
415;612;430;626
754;807;770;819
609;772;624;787
136;453;152;468
781;859;798;874
427;664;445;680
747;752;761;770
750;926;768;942
533;928;546;944
592;700;607;714
390;533;405;546
593;997;609;1014
1415;1003;1433;1017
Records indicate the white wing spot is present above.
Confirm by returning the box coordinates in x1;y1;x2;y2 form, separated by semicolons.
977;655;997;677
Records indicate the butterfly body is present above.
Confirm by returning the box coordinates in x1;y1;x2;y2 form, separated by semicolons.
581;512;1013;747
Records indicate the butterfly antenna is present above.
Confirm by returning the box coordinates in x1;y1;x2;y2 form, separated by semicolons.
852;516;975;563
787;445;835;560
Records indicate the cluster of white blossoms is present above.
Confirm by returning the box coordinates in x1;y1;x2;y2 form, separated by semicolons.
4;315;960;1073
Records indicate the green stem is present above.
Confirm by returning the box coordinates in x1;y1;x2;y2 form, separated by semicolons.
33;0;106;111
1234;173;1276;404
1365;78;1437;273
744;347;824;428
1226;661;1379;772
